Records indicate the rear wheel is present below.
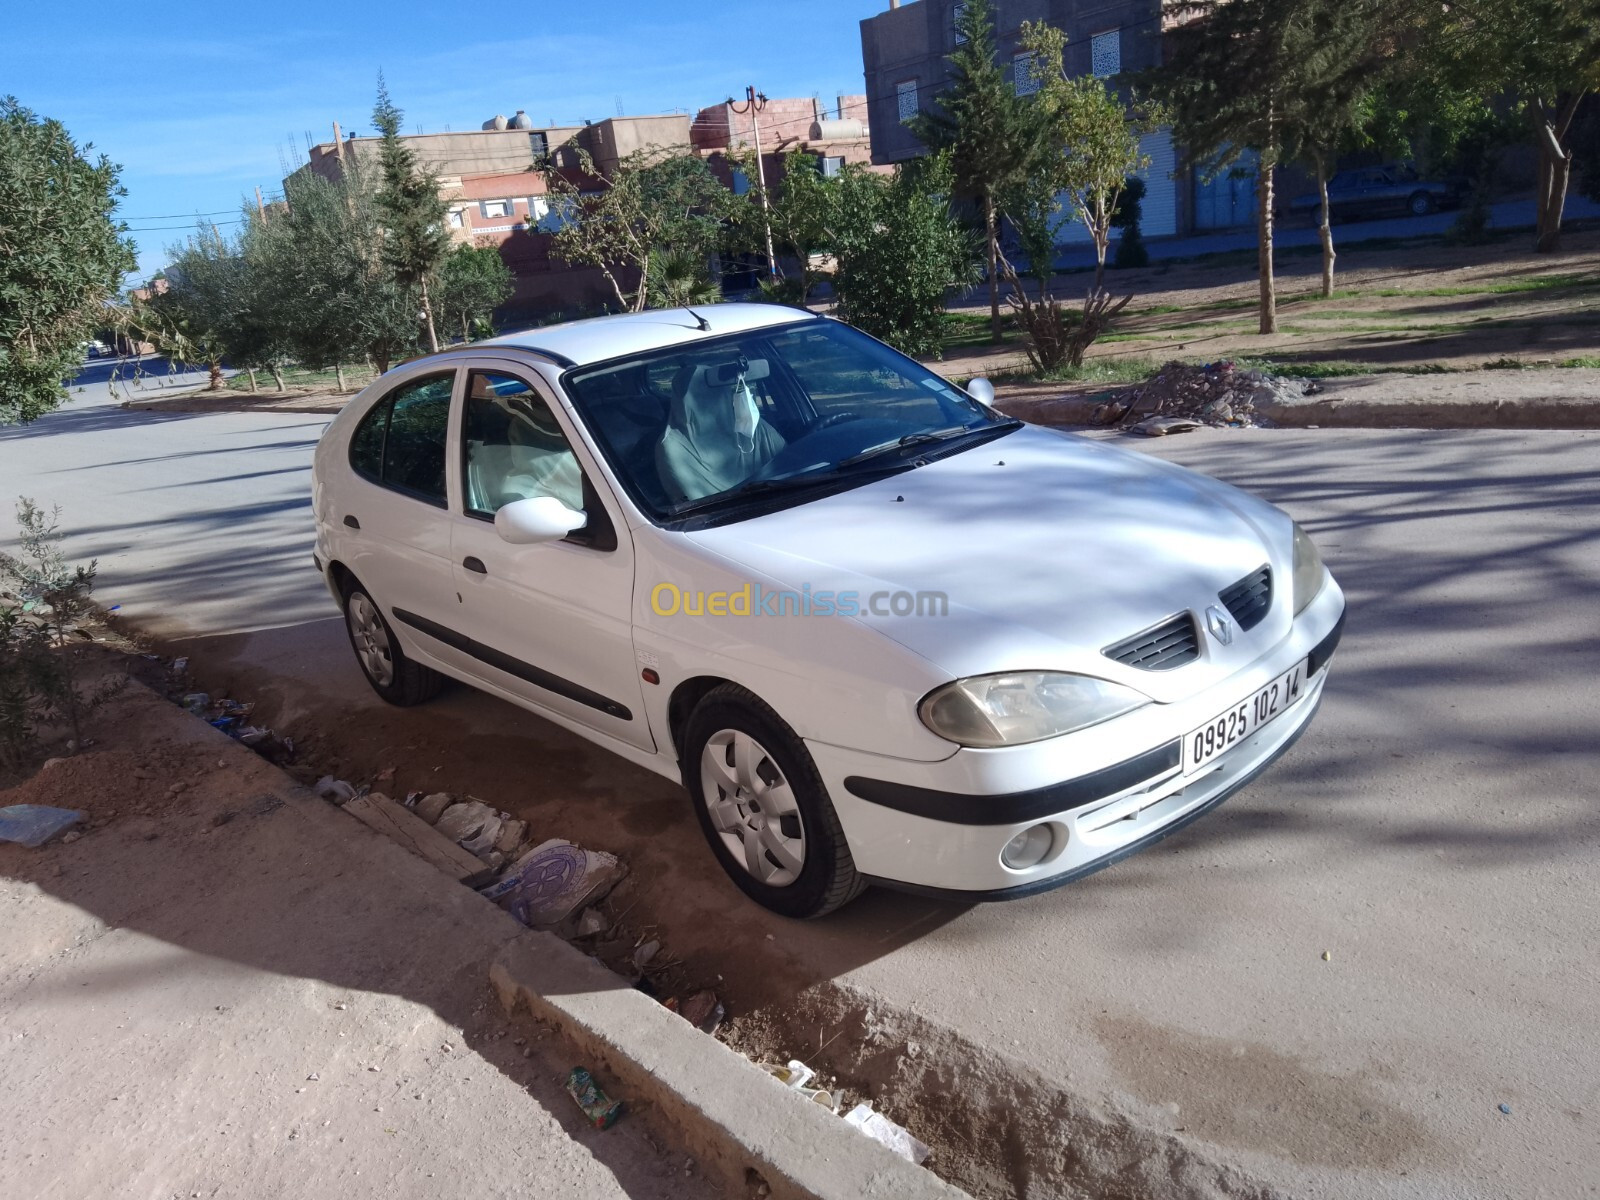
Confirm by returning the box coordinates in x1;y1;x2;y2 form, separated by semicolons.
684;684;865;918
343;584;446;706
1408;191;1435;217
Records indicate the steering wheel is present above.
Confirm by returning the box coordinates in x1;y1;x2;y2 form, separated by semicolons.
812;411;863;431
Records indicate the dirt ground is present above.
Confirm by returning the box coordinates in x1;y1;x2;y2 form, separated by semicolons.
0;658;723;1200
939;227;1600;380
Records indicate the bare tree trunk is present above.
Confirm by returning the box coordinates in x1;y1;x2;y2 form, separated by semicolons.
634;253;652;312
1317;161;1336;299
1257;143;1278;335
417;277;440;352
1093;229;1108;293
986;194;1002;344
269;364;285;390
208;360;224;391
246;368;259;393
335;362;346;391
1534;94;1584;255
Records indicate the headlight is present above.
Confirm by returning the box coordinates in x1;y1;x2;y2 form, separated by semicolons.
1292;523;1326;615
919;672;1150;748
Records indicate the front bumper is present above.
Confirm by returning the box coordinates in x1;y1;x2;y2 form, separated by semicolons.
807;587;1344;895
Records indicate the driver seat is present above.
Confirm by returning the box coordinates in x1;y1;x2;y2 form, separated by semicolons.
656;362;785;502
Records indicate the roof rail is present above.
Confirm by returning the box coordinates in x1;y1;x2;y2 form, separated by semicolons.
396;342;577;370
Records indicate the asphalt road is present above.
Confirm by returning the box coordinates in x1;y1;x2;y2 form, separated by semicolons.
5;375;1597;1197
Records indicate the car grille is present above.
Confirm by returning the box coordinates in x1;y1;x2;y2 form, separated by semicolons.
1103;613;1199;671
1219;565;1272;632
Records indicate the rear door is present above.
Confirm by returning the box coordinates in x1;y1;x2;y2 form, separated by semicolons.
337;368;477;677
446;362;653;751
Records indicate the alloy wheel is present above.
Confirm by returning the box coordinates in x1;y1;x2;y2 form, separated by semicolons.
346;592;395;688
700;729;806;887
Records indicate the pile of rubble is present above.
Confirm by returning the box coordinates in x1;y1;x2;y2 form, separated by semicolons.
1092;360;1321;436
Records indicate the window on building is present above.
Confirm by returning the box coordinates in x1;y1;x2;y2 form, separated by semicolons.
953;3;967;44
448;208;465;228
896;80;919;124
730;168;751;196
480;198;512;219
1091;29;1122;78
1014;53;1041;96
821;155;845;178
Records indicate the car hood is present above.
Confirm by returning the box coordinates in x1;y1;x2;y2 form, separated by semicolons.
685;425;1293;703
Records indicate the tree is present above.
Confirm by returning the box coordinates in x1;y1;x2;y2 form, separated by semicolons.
912;0;1041;344
1019;21;1160;292
0;97;135;423
134;226;242;390
825;155;978;358
1279;2;1394;298
1111;177;1150;270
372;77;451;350
731;149;834;304
1150;1;1376;332
544;147;733;311
1418;0;1600;253
434;244;513;341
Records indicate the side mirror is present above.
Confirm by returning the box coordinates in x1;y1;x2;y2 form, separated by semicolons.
494;496;586;545
966;376;996;406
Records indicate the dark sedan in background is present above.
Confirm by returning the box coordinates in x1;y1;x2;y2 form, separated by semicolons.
1289;166;1465;222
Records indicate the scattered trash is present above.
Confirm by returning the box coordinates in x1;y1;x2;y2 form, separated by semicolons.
413;792;454;824
632;939;660;970
435;800;499;850
843;1102;931;1165
565;1067;624;1129
171;656;188;674
314;776;357;805
180;693;211;715
374;766;396;785
676;989;724;1036
760;1059;838;1112
1498;1102;1512;1115
574;907;610;939
494;819;528;855
1128;415;1201;437
0;804;87;848
480;839;628;931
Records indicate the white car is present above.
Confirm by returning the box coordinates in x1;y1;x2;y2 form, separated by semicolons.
311;304;1343;917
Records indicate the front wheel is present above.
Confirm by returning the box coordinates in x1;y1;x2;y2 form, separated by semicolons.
683;685;865;918
1408;191;1435;217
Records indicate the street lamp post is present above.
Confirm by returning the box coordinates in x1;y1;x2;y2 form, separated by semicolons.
729;86;778;278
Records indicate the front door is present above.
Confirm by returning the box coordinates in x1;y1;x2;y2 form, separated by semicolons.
447;363;652;751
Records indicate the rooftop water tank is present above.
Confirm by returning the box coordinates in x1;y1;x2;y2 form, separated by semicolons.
483;114;508;131
811;118;865;141
509;110;534;130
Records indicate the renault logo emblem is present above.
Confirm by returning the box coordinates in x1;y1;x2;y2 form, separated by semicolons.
1205;606;1234;646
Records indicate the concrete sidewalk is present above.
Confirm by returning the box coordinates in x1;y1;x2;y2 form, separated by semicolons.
0;680;713;1200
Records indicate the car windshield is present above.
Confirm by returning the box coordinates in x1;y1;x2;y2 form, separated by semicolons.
563;318;1016;525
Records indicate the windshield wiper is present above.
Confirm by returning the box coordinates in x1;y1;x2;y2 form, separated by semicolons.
667;460;911;521
838;420;1019;468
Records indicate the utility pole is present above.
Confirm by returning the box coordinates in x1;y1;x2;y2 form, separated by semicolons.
729;86;777;277
254;186;267;223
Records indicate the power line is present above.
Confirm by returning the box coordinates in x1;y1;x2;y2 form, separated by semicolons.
125;217;246;233
119;208;239;220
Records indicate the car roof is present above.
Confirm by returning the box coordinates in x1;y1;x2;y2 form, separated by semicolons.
456;303;820;370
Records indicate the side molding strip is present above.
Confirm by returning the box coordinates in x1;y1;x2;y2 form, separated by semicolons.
392;607;633;721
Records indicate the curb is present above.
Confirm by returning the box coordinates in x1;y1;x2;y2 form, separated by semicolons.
995;390;1600;431
490;935;969;1200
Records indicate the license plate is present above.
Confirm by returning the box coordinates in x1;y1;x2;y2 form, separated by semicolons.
1182;660;1309;775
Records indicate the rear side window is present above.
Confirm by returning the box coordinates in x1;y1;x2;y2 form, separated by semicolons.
348;372;454;506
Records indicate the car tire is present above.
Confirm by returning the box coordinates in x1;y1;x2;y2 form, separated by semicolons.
683;684;866;919
1409;191;1435;217
342;583;446;706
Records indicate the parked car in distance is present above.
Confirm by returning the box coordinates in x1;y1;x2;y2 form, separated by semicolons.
1289;165;1463;221
311;305;1344;917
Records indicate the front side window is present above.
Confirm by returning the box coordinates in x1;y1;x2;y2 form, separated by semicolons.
349;372;453;506
897;80;919;124
462;371;584;517
564;319;1016;526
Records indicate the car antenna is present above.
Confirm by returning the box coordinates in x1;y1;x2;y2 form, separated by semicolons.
684;308;712;332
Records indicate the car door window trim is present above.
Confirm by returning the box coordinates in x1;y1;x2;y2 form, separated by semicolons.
390;607;634;720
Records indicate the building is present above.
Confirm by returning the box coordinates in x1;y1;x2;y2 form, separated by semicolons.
859;0;1226;240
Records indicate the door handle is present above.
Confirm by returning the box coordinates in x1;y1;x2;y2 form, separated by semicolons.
462;556;487;575
343;514;361;530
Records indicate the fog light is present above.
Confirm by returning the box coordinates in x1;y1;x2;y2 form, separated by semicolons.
1001;824;1054;870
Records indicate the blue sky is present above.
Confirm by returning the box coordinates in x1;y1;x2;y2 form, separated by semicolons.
3;1;883;279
